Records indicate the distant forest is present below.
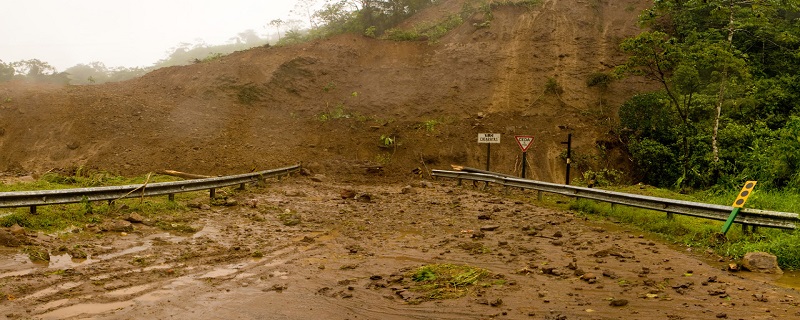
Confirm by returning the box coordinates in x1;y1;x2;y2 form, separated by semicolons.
0;0;442;85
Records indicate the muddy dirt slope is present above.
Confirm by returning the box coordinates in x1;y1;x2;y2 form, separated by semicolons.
0;0;653;182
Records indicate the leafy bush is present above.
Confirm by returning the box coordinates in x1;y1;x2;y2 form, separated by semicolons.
586;72;613;89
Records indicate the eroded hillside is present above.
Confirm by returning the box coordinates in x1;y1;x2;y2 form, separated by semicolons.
0;0;654;182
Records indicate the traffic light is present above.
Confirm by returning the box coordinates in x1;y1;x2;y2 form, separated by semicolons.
732;181;757;208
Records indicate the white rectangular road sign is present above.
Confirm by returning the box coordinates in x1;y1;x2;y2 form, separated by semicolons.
515;135;534;152
478;133;501;144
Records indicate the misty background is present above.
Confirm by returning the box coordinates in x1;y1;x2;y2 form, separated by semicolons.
0;0;321;84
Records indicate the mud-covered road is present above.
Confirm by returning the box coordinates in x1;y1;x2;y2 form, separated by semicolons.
1;176;798;319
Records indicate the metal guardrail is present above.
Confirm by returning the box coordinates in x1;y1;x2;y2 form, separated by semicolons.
432;169;798;230
0;164;301;213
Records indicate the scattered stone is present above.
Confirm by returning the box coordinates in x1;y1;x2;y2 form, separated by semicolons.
418;181;434;188
340;189;356;199
400;185;415;194
609;299;629;307
752;293;769;302
310;174;326;182
552;231;563;238
9;224;25;235
580;273;597;283
355;193;373;203
0;229;22;247
125;213;145;223
550;240;564;246
490;298;503;307
224;198;238;206
728;263;740;272
263;284;288;292
741;252;783;274
478;214;493;220
715;313;728;319
480;225;500;232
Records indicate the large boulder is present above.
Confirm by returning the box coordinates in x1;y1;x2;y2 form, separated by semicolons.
741;252;783;274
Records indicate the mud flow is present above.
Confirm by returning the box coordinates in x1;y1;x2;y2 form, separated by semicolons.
1;178;798;319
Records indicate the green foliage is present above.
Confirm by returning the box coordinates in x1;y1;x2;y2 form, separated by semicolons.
628;139;681;188
586;72;613;89
408;264;494;301
617;1;800;190
317;106;352;121
544;77;563;95
379;134;395;147
421;119;439;132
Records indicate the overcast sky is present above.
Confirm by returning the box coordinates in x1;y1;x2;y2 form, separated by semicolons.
1;0;303;71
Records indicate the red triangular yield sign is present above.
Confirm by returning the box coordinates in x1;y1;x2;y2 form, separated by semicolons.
515;135;534;152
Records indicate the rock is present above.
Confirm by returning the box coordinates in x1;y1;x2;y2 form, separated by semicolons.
224;198;238;206
400;185;414;194
580;273;597;282
728;263;740;272
490;298;503;307
477;214;492;220
355;193;373;203
125;213;145;223
418;181;434;188
310;174;326;182
0;229;22;247
340;189;356;199
299;167;312;176
742;252;783;274
609;299;629;307
9;224;25;235
716;313;728;319
480;225;500;232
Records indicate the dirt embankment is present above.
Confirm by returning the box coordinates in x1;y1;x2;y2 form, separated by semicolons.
0;0;653;182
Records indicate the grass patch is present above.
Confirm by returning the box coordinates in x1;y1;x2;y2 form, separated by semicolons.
407;264;498;302
0;172;195;233
565;186;800;270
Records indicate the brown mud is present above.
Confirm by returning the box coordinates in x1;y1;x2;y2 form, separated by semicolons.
1;177;797;319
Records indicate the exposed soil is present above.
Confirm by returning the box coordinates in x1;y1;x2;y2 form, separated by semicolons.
1;178;798;319
1;0;798;319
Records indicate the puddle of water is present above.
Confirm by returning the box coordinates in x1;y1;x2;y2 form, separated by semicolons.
21;281;83;301
199;262;246;278
38;301;134;320
106;283;154;297
774;271;800;290
193;223;219;239
48;253;93;269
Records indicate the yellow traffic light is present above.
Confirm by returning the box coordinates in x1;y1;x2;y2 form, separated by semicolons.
732;181;757;208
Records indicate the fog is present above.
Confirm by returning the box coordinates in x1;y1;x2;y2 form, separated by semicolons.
0;0;303;71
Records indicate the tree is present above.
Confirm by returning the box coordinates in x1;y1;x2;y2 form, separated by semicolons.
269;19;284;40
0;60;13;82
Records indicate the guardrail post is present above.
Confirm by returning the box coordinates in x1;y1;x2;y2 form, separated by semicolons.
238;183;246;190
168;194;175;202
666;212;674;220
537;190;543;201
611;203;617;212
210;188;216;199
30;206;37;214
457;178;462;186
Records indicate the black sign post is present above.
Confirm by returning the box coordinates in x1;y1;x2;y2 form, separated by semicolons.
561;133;572;185
478;133;501;172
